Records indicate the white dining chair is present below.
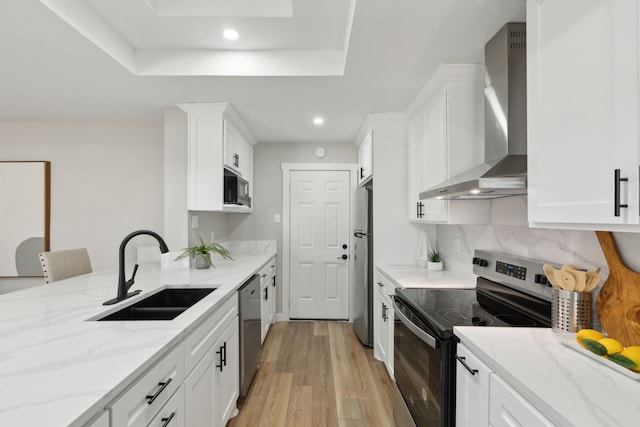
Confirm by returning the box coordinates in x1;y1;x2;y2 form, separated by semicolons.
39;248;93;284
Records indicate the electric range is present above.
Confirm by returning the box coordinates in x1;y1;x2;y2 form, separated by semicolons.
392;250;554;427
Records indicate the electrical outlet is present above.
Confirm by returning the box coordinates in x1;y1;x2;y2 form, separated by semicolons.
210;232;215;243
274;214;281;224
454;238;461;253
191;215;198;228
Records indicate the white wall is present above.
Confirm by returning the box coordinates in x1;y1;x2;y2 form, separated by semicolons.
0;121;164;292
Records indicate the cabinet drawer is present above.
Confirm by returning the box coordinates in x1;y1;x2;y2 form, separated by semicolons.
110;343;184;427
258;259;276;286
184;295;238;375
375;273;396;301
489;374;554;427
148;385;185;427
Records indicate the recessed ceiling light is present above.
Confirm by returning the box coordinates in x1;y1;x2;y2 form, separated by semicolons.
223;29;239;40
313;117;324;125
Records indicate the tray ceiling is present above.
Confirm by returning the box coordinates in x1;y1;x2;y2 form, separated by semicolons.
39;0;354;76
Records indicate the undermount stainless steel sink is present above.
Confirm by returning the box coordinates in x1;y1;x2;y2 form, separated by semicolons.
97;287;217;321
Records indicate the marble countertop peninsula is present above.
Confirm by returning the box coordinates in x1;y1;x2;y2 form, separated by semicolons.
377;264;476;289
0;247;276;427
455;327;640;426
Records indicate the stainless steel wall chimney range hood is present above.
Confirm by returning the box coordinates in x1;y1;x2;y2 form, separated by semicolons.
420;22;527;200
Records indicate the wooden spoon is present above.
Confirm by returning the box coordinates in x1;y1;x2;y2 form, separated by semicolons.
543;264;561;289
571;270;587;292
554;269;576;291
585;271;600;292
596;231;640;347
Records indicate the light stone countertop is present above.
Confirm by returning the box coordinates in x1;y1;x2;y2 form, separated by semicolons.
377;264;476;289
454;327;640;427
0;251;276;427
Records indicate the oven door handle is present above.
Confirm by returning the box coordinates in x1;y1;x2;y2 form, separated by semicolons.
393;300;437;348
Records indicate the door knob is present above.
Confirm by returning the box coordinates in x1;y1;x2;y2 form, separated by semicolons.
337;254;348;260
342;244;348;249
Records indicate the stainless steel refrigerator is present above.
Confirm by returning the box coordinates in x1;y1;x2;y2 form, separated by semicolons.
353;185;373;346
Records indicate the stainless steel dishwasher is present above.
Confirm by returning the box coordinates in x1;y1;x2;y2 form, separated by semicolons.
238;274;262;396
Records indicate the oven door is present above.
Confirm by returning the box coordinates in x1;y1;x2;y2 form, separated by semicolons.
393;296;452;427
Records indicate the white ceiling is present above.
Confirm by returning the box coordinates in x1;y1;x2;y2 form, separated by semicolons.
0;0;525;143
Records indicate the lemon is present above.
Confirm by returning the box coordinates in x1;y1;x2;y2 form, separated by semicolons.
620;346;640;372
576;329;605;348
598;337;624;355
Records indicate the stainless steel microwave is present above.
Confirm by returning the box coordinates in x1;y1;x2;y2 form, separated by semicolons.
224;171;251;206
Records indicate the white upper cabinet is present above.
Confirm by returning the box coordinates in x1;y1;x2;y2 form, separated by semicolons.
178;103;256;213
406;64;489;224
527;0;640;230
358;129;373;186
223;120;252;178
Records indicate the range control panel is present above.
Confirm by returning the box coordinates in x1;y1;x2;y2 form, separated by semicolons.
496;261;526;280
472;249;553;302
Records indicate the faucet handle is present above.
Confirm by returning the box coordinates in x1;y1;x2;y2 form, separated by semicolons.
130;264;139;281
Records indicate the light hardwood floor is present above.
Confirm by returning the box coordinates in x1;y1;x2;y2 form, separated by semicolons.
227;321;396;427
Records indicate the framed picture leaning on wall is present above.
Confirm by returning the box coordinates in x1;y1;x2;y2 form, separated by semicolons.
0;161;50;277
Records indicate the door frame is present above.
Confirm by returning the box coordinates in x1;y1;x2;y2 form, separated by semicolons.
281;163;358;321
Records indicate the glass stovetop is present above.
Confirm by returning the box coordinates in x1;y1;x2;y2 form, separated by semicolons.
395;283;551;339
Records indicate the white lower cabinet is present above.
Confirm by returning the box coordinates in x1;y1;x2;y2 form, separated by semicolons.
489;375;554;427
258;258;277;343
106;295;240;427
456;343;555;427
373;273;395;377
185;317;239;427
455;344;492;427
110;343;185;427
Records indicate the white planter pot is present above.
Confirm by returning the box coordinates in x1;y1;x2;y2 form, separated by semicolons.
427;261;443;271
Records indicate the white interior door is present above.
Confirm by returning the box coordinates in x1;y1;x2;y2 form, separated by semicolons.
289;170;351;319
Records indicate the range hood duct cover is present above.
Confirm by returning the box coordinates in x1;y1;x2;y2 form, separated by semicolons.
420;22;527;200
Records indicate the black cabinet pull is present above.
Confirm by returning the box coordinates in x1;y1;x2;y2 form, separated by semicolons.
382;302;388;322
455;355;479;375
264;286;268;301
360;167;364;179
216;342;227;371
161;412;176;427
614;169;628;216
416;201;424;218
146;377;172;404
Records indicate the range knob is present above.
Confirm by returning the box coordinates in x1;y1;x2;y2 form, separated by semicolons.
478;259;488;267
472;257;480;265
534;273;549;286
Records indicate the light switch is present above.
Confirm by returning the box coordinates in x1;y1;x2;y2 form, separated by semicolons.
210;232;215;243
274;214;281;224
191;215;198;228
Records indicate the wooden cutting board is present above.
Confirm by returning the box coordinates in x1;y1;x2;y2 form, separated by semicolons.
596;231;640;346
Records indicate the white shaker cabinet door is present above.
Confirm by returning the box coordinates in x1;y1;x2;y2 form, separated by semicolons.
489;374;554;427
528;0;640;227
455;344;492;427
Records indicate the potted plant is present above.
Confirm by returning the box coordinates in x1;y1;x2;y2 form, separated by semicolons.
175;236;233;269
427;250;444;271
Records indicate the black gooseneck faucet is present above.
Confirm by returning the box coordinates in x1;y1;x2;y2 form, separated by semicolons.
103;229;170;305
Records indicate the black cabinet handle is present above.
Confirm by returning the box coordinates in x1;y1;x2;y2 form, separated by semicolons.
382;303;388;322
161;412;176;427
416;201;424;218
216;341;228;371
455;355;479;375
264;286;268;301
360;167;364;179
614;169;628;216
146;377;172;404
